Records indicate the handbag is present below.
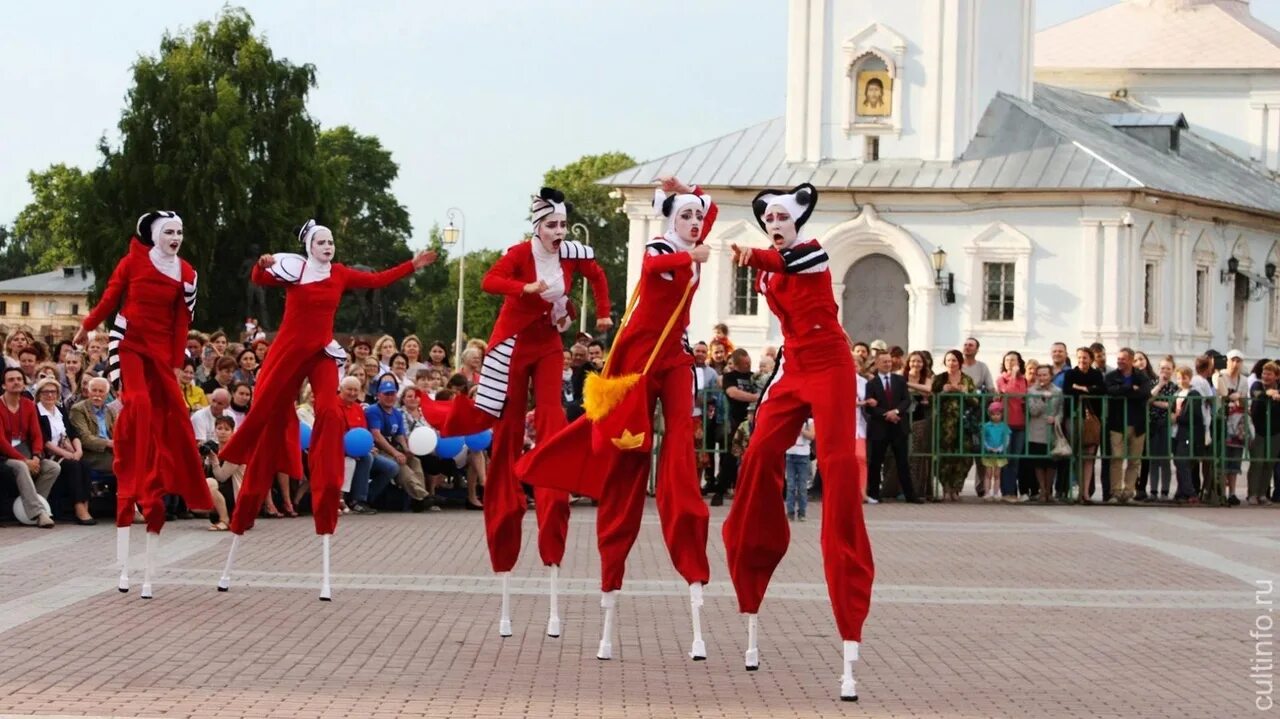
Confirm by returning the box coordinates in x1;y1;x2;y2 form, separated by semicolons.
1051;421;1073;458
584;279;694;454
1081;409;1102;447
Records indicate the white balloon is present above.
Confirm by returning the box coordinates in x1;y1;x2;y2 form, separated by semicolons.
12;495;52;526
407;425;439;456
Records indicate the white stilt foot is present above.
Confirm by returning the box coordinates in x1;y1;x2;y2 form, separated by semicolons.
597;590;617;660
840;640;859;702
546;566;561;638
744;614;759;670
217;534;240;592
116;527;130;593
498;572;512;637
319;535;332;601
140;532;158;599
688;583;706;660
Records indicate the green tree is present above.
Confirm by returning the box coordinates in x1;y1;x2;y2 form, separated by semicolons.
316;125;415;334
0;225;31;282
542;151;636;322
77;7;324;333
401;237;504;357
10;165;90;276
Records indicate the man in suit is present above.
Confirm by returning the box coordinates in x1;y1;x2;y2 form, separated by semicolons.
69;376;117;474
864;352;922;503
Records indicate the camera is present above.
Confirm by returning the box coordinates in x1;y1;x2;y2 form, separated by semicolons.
198;440;219;457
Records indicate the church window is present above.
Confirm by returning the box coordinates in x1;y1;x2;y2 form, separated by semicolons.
732;266;758;316
982;263;1015;322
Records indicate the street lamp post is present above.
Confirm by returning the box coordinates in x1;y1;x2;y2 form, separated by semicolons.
442;208;466;368
570;223;591;333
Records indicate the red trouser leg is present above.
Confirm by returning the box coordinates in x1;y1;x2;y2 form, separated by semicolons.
113;348;162;531
807;365;875;642
484;350;531;573
597;444;644;592
722;360;807;615
307;359;343;535
151;356;211;514
227;352;320;535
653;365;710;586
529;347;570;567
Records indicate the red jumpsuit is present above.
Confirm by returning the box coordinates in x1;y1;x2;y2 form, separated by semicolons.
721;239;875;642
516;193;717;592
81;239;212;530
438;240;609;573
220;261;415;535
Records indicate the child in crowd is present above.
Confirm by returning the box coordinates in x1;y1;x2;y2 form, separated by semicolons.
981;401;1012;501
785;417;815;521
730;403;756;461
204;416;242;530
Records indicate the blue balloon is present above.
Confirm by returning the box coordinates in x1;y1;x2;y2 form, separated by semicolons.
343;428;374;457
464;430;492;451
299;422;313;451
434;435;465;458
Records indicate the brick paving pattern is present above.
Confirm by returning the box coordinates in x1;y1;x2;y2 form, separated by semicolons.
0;500;1276;718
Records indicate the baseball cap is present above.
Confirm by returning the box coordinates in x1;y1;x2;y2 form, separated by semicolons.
378;380;399;394
1226;349;1244;360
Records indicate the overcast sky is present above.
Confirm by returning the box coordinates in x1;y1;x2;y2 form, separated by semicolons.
3;1;1277;253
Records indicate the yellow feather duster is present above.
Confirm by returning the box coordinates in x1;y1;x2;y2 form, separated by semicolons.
583;371;641;421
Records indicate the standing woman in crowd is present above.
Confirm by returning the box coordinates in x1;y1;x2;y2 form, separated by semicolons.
1172;366;1206;504
720;184;872;701
1148;356;1178;501
216;219;435;600
903;351;935;501
1025;365;1062;503
73;211;212;598
1218;350;1251;505
429;187;611;640
373;334;397;374
1062;346;1105;503
233;348;258;388
1248;361;1280;505
426;341;452;374
996;351;1028;500
35;378;95;525
931;349;978;503
457;347;484;387
1132;351;1157;498
401;335;427;375
388;352;413;391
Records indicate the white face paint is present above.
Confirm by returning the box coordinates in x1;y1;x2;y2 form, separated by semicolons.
157;221;184;258
674;205;705;245
536;212;567;254
763;204;797;250
310;228;335;263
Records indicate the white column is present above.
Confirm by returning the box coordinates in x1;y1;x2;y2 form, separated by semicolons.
906;285;938;356
1098;220;1124;337
1268;106;1280;172
1078;220;1102;338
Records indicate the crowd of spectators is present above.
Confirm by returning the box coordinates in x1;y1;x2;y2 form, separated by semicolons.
3;320;1279;530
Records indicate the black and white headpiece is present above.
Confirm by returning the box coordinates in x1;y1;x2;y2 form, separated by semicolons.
135;210;182;247
298;218;330;257
653;189;712;224
751;183;817;233
530;187;572;232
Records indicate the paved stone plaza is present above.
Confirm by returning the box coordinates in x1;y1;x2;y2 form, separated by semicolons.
0;500;1275;718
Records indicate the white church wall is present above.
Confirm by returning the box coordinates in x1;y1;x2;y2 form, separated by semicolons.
623;194;1280;369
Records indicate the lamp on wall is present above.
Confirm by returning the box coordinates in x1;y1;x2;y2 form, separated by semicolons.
931;247;955;305
1220;255;1239;284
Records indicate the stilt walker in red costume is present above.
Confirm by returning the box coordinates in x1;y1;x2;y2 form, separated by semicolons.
516;176;716;661
73;211;213;599
215;220;435;600
434;187;610;639
721;184;875;702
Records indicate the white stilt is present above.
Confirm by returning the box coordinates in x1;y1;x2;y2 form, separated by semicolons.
597;590;617;660
546;566;561;638
498;572;512;637
840;640;859;702
688;583;706;660
217;534;240;592
140;532;158;599
744;614;759;670
116;527;130;593
319;534;332;601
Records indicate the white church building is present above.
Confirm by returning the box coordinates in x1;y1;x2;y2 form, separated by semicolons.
602;0;1280;363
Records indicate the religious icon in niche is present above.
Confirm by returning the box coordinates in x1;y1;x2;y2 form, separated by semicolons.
857;70;891;117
